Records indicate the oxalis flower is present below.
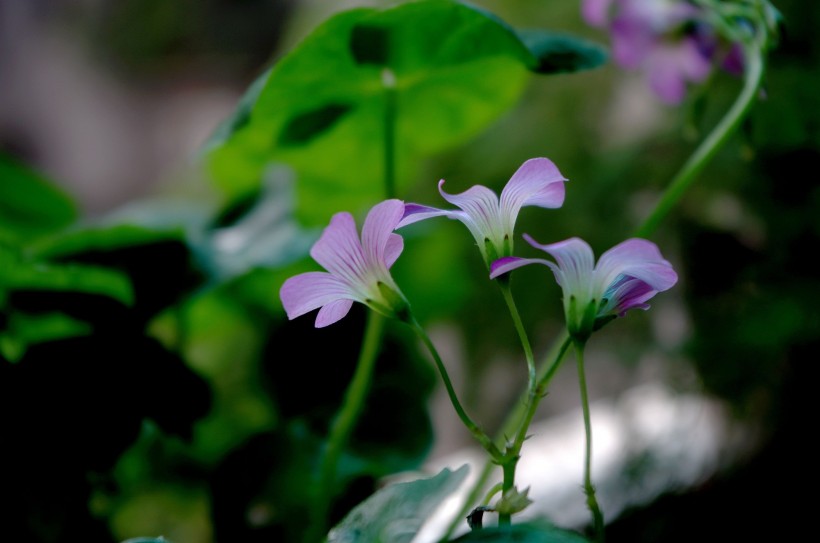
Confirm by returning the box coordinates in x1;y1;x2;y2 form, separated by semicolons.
279;199;409;328
398;158;567;268
583;0;743;104
490;235;678;342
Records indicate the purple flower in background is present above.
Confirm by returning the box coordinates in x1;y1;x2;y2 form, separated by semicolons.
583;0;742;104
490;236;677;341
280;199;408;327
398;158;567;267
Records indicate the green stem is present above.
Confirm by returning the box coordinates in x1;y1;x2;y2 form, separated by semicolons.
537;333;573;391
441;333;573;539
498;281;536;396
633;44;765;238
307;311;386;543
574;340;605;543
481;483;504;506
498;461;517;526
408;317;503;461
383;68;397;199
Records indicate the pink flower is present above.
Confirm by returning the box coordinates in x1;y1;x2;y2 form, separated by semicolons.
583;0;742;104
398;158;567;267
280;199;408;327
491;235;677;340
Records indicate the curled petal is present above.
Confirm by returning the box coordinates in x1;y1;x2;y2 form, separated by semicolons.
315;298;355;328
601;275;657;315
438;181;503;244
362;199;405;265
396;203;455;229
489;256;551;279
499;158;567;234
280;272;354;320
525;235;596;293
596;238;678;293
383;233;404;269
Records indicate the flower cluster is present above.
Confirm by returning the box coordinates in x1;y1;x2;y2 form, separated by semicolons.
279;157;678;540
582;0;745;104
280;158;677;341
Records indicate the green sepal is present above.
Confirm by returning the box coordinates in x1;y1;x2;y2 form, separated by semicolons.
375;281;410;322
483;238;500;269
494;486;533;516
592;314;617;332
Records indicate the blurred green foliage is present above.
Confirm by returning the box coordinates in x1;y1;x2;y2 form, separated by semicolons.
1;0;818;542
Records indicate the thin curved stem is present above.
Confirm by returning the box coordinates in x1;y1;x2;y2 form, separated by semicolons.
441;333;573;538
575;340;605;542
481;482;504;506
307;311;386;543
634;44;765;238
498;281;536;395
409;317;503;461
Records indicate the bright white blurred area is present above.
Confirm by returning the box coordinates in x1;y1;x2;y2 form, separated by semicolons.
414;380;756;542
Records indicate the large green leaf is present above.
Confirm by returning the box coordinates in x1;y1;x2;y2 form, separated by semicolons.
202;165;318;282
205;0;541;225
0;245;133;306
0;153;76;241
327;464;470;543
28;223;203;323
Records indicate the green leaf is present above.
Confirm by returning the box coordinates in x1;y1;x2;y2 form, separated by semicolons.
201;165;318;282
199;67;271;155
515;30;608;74
0;153;76;241
327;464;470;543
30;223;182;261
27;222;204;322
0;246;134;306
450;520;590;542
205;0;540;224
0;311;92;362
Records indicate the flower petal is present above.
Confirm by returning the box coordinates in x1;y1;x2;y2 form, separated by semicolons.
582;0;614;27
601;275;657;315
280;271;355;321
396;203;456;229
646;40;711;104
525;235;596;294
499;158;567;234
362;199;405;265
438;180;503;243
310;212;368;284
611;18;654;68
384;233;404;269
489;256;550;279
315;298;355;328
595;238;678;292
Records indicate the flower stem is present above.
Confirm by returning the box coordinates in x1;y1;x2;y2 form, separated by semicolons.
574;340;605;543
409;317;503;461
496;281;552;525
440;333;573;539
498;281;536;397
307;310;386;543
633;44;765;238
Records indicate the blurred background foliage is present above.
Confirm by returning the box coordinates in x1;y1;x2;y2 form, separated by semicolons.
0;0;818;542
